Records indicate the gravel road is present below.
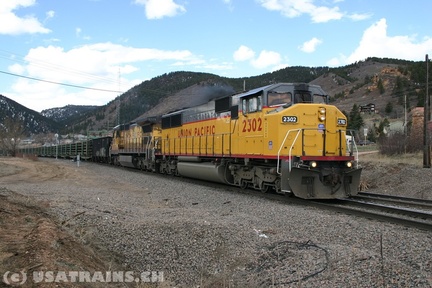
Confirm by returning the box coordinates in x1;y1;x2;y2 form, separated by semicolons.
1;157;431;287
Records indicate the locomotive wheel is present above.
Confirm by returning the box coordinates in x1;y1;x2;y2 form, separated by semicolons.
260;184;270;193
240;180;248;189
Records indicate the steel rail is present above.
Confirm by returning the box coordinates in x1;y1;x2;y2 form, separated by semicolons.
343;198;432;220
357;191;432;205
308;199;432;231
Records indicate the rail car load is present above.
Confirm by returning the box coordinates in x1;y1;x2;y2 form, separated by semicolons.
108;83;361;199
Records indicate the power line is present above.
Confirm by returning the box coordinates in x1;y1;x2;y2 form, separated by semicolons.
0;49;171;96
0;70;124;93
0;49;121;86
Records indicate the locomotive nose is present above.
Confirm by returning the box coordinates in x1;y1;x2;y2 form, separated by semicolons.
323;172;341;188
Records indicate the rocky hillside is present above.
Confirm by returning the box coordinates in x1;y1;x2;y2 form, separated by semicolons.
0;57;427;135
0;95;60;134
70;68;331;132
41;105;99;124
134;82;236;120
311;59;419;117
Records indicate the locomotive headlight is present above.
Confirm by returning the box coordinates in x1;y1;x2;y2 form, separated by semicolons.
318;107;326;121
346;161;353;168
310;161;317;168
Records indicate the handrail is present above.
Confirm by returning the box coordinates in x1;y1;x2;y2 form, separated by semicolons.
343;131;359;169
144;135;151;160
277;128;356;174
277;128;302;174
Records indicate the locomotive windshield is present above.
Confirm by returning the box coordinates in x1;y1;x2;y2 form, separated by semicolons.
294;91;328;104
294;92;312;103
268;92;292;106
312;94;327;104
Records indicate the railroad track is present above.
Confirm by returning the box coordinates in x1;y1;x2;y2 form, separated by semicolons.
216;183;432;231
307;193;432;231
356;191;432;209
68;160;432;231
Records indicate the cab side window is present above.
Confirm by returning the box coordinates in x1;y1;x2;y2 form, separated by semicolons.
249;98;257;112
242;96;262;114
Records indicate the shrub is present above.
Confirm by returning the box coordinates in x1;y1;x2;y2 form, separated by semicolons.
378;132;422;155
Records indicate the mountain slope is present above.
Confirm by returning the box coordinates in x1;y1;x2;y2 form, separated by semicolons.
41;105;99;124
0;95;60;135
1;57;427;136
72;67;330;131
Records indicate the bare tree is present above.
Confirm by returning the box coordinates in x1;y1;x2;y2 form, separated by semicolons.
0;116;26;156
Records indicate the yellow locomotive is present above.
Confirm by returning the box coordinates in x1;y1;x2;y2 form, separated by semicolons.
114;82;361;199
110;116;162;171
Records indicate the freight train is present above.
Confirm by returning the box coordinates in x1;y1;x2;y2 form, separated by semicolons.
20;83;361;199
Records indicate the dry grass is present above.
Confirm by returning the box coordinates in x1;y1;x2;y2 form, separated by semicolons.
359;152;423;166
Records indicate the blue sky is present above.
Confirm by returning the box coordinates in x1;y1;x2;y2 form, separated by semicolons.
1;0;431;112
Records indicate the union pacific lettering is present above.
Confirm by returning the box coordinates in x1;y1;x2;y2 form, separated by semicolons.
178;128;192;137
195;125;215;136
177;125;216;137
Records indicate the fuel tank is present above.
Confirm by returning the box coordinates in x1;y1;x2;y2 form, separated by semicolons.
119;155;136;168
177;162;232;184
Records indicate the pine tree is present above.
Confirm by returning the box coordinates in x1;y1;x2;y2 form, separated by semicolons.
348;104;364;131
377;78;385;94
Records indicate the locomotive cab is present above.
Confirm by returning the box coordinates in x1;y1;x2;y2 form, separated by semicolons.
272;85;361;199
232;83;361;199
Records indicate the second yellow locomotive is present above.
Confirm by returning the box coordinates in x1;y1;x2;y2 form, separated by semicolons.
111;83;361;199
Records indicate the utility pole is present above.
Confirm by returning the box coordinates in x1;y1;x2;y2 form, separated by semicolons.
404;94;407;154
404;95;407;135
116;68;121;126
423;54;431;168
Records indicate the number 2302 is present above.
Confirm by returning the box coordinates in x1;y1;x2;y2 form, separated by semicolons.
242;118;262;132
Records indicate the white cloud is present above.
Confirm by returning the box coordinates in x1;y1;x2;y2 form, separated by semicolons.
45;10;55;21
134;0;186;19
234;45;282;69
8;63;25;74
257;0;369;23
347;18;432;63
233;45;255;61
326;54;346;67
309;5;343;22
299;37;322;53
9;77;130;112
349;12;372;21
6;42;198;111
251;50;281;69
20;42;196;79
0;0;51;35
75;27;91;40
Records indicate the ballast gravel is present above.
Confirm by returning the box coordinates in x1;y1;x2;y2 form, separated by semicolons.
2;158;432;287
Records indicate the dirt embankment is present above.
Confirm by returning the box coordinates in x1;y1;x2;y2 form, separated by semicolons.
0;158;127;287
